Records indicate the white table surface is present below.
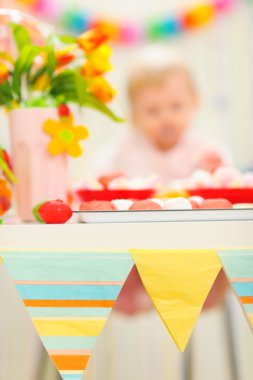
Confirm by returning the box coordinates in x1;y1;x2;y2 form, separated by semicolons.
1;220;253;250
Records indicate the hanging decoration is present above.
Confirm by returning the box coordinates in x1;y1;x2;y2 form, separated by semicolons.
15;0;238;44
130;249;222;351
0;249;134;380
0;247;253;380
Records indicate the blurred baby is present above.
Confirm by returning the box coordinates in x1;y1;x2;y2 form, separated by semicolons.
98;44;230;183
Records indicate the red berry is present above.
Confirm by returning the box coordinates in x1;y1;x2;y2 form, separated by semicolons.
38;199;73;224
58;104;70;117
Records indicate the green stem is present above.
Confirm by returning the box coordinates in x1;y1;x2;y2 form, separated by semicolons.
0;150;17;183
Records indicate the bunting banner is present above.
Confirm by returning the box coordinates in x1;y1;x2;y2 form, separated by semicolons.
130;249;222;351
15;0;238;44
0;247;253;378
217;249;253;331
0;250;134;380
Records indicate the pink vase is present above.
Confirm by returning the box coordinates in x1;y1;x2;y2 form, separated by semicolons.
9;108;68;221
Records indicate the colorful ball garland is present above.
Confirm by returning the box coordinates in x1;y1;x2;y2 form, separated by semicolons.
16;0;239;44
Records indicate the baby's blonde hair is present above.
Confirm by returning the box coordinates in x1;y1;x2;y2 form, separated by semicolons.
127;45;197;101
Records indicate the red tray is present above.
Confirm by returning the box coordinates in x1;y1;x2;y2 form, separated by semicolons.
187;188;253;204
76;188;156;202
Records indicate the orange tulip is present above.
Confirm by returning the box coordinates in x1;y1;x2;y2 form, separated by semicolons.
89;77;116;103
0;62;9;83
0;178;11;216
55;45;76;67
90;21;120;41
57;54;75;67
78;28;110;53
81;44;112;77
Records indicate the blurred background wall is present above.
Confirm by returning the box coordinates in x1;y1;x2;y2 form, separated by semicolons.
1;0;253;179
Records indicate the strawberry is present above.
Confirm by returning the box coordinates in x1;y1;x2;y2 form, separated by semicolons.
34;199;73;224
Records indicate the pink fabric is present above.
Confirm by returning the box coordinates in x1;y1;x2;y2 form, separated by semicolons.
97;129;230;184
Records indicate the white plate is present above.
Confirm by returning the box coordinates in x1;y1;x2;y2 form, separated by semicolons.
233;203;253;209
76;208;253;224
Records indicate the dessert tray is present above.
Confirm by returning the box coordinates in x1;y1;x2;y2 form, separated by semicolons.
76;208;253;224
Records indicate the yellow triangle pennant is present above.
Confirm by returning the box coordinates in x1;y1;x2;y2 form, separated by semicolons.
130;249;222;352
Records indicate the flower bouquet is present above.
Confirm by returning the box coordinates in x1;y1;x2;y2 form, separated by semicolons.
0;14;121;220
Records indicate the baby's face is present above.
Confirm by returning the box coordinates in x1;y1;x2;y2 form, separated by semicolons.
131;73;196;150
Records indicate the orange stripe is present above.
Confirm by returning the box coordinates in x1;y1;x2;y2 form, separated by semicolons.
23;300;115;307
240;296;253;304
231;278;253;283
51;355;90;370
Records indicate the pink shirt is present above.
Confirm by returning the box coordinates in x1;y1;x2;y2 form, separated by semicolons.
96;130;230;184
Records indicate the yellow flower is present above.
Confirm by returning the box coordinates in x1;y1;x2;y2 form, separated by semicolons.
78;29;109;53
0;62;9;83
43;114;89;158
88;77;116;103
81;44;112;77
33;73;50;91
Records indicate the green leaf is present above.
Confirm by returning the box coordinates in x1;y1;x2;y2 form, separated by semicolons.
29;47;56;86
33;201;46;223
51;86;78;102
44;46;56;77
50;70;78;102
0;81;13;106
57;35;77;44
24;96;57;108
51;70;76;83
9;23;31;51
81;94;124;122
75;70;88;105
12;45;41;100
